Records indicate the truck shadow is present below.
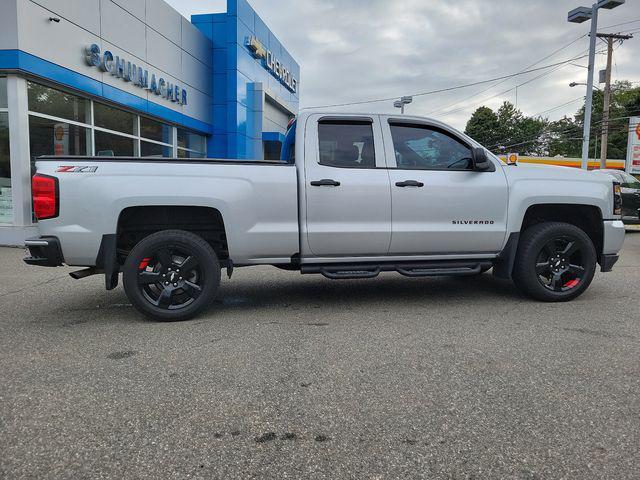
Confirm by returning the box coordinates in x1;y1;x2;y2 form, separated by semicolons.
211;271;521;315
54;272;523;324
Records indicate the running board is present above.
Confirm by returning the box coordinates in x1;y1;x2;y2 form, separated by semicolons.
301;261;493;280
69;267;101;280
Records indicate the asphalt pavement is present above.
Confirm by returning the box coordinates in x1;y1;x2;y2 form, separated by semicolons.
1;232;639;479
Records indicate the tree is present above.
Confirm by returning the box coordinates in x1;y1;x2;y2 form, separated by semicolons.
465;102;547;155
464;81;640;160
464;106;500;149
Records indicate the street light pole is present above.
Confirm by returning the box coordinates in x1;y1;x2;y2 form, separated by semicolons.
393;96;413;115
581;5;599;170
568;0;626;170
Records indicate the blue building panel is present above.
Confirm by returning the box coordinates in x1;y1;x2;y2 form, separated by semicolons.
193;0;300;159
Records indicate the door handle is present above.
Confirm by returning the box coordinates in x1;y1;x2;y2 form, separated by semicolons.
395;180;424;188
310;179;341;187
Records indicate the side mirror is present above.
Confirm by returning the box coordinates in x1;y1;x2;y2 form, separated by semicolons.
472;147;494;172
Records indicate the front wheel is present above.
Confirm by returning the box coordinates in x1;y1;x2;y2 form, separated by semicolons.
122;230;221;321
513;222;597;302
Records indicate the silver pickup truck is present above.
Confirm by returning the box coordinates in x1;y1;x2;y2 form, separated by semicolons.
24;112;626;321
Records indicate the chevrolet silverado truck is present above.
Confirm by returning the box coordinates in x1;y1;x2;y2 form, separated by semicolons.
24;112;626;321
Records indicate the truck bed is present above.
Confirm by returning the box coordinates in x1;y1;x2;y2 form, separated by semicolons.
33;156;300;266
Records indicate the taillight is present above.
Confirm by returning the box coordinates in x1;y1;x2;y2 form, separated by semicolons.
32;174;59;220
613;182;622;216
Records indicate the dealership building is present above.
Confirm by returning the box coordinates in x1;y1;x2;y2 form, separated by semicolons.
0;0;300;245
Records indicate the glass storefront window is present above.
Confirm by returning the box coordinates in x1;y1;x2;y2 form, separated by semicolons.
95;130;135;156
141;141;172;158
28;82;89;124
29;116;91;160
177;149;205;159
0;112;11;224
0;77;7;109
177;128;206;154
141;117;172;144
94;102;136;135
25;82;207;164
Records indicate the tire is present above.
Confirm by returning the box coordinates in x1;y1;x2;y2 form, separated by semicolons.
122;230;221;321
512;222;597;302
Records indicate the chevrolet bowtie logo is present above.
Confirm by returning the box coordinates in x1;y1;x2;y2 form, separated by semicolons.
246;36;267;60
245;35;298;93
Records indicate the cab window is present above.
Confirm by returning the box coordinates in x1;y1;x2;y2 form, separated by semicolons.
390;124;473;170
281;120;296;164
318;121;376;169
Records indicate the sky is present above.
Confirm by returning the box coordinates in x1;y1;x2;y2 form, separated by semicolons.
165;0;640;131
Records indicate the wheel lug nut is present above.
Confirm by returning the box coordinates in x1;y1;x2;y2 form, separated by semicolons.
173;283;178;287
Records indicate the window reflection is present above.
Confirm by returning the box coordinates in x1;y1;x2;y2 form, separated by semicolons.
28;82;90;123
95;131;135;156
94;102;136;135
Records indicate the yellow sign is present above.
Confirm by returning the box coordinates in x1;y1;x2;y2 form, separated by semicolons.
507;153;519;165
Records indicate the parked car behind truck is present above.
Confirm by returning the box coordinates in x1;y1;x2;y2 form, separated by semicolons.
598;169;640;224
24;112;625;321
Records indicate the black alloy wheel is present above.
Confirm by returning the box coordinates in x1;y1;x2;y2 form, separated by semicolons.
123;230;220;321
535;236;586;293
513;222;597;302
137;248;203;310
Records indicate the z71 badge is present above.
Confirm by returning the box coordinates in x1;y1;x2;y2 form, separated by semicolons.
56;166;99;173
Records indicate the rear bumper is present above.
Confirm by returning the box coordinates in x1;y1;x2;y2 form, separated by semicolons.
23;236;64;267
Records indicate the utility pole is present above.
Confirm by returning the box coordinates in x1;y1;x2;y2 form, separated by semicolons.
597;32;633;169
568;0;627;170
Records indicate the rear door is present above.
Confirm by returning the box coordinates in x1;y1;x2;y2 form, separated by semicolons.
302;115;392;256
381;117;509;255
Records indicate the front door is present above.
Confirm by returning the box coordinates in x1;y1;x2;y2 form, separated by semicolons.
303;116;392;257
382;120;509;255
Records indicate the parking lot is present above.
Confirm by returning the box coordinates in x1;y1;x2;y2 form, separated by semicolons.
1;232;639;479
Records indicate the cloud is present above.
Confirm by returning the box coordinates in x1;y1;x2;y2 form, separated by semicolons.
166;0;640;130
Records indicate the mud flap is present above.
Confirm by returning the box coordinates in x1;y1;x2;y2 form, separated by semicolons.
95;234;120;290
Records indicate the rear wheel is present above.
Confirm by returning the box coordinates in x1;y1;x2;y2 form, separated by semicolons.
513;222;596;302
122;230;220;321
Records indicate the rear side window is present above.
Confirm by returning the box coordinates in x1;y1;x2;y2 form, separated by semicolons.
390;124;473;170
318;121;376;168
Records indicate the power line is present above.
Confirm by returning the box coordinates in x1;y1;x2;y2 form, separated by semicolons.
426;35;590;117
598;18;640;31
432;56;587;118
432;47;606;119
418;20;634;118
531;97;585;118
301;54;592;110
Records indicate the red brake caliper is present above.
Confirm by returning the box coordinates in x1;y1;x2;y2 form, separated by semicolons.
138;257;151;270
564;279;580;289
